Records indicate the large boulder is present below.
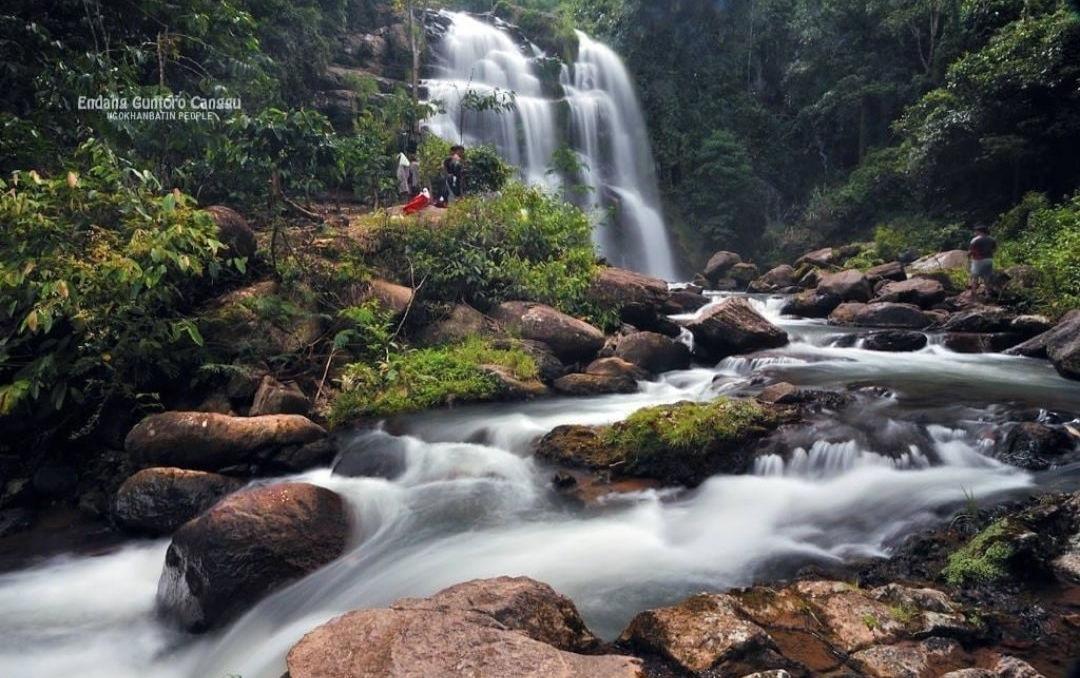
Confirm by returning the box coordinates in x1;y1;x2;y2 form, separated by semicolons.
684;297;788;362
490;301;605;364
112;467;243;535
1006;310;1080;380
779;291;843;318
414;303;493;346
285;577;643;678
748;264;798;293
938;305;1017;333
865;261;906;285
860;330;929;352
534;399;794;487
872;277;947;308
157;481;348;631
613;331;691;375
829;302;935;329
552;373;637;396
794;247;836;268
585;267;673;333
125;411;327;473
816;269;872;302
702;251;743;284
198;281;324;358
907;249;968;274
585;357;651;382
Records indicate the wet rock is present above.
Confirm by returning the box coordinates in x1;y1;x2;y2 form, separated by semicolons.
779;291;843;318
829;302;934;329
264;437;338;473
941;333;1027;353
816;269;872;302
113;467;243;535
994;422;1075;471
286;577;641;678
684;297;789;362
331;430;407;480
757;382;801;404
125;411;328;473
249;375;310;416
614;331;691;375
872;277;947;308
939;305;1017;333
1005;310;1080;379
490;301;605;363
861;330;928;352
536;400;794;487
157;482;348;632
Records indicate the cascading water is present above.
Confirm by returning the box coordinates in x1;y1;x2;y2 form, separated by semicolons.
422;12;681;281
3;296;1080;678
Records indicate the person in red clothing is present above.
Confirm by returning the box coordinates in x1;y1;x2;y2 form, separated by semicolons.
968;224;997;297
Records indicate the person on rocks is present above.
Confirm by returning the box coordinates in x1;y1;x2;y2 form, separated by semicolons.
443;145;465;202
968;224;997;298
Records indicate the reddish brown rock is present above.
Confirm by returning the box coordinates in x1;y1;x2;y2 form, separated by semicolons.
490;301;605;363
156;481;348;631
124;411;327;472
286;577;642;678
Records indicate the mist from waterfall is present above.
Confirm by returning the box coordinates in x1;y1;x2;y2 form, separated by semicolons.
422;12;681;281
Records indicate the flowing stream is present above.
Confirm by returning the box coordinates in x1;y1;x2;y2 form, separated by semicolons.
3;295;1079;678
422;12;680;280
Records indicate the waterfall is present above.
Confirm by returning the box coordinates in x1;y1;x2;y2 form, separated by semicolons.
422;12;681;281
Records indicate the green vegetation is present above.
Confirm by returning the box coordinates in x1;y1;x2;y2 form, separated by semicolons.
997;192;1080;315
600;398;782;461
369;182;604;321
0;139;245;423
942;519;1016;586
329;336;539;423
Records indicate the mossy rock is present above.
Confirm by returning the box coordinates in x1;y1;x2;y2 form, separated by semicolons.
535;398;796;487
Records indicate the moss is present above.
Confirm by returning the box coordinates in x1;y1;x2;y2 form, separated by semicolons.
600;398;781;461
328;337;538;424
942;519;1016;586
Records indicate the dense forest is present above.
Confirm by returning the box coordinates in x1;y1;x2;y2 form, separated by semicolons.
1;0;1079;436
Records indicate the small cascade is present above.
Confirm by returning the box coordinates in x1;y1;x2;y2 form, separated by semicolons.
753;439;932;478
422;12;680;280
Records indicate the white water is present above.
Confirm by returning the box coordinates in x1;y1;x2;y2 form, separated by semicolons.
3;298;1080;678
422;12;680;280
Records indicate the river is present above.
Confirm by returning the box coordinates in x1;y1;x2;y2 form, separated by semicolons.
2;294;1077;678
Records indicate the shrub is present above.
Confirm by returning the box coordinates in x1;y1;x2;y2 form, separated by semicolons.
369;182;602;320
997;191;1080;316
0;139;244;424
